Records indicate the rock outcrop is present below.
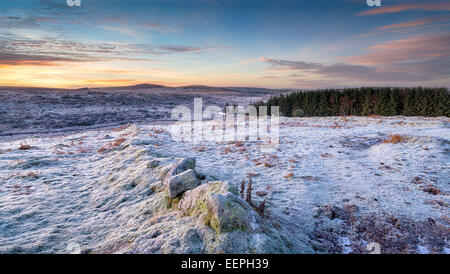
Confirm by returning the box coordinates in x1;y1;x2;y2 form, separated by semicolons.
178;181;238;215
140;157;301;253
178;181;263;233
206;193;263;233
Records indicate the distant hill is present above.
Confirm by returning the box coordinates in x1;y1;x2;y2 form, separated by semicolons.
128;83;169;89
0;83;284;94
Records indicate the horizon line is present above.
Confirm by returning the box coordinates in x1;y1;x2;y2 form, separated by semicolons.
0;83;449;91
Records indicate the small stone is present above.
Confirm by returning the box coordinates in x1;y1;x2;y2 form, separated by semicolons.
167;169;199;198
196;171;207;180
411;176;424;184
149;160;160;168
164;158;196;181
150;230;162;238
256;191;268;197
80;248;93;254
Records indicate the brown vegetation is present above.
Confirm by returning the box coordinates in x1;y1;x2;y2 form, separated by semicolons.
150;127;166;134
98;137;127;153
383;134;406;144
112;138;126;147
21;171;38;179
112;124;129;132
240;180;245;199
423;187;441;195
18;143;31;150
194;145;207;152
222;147;231;154
239;174;269;218
284;172;294;179
246;174;253;203
257;198;267;217
234;141;244;147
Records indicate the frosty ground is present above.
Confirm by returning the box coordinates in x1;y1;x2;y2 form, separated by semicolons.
0;114;448;254
0;85;277;140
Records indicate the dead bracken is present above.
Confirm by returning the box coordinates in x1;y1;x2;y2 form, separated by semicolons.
18;143;31;150
98;137;127;153
423;187;441;195
383;134;407;144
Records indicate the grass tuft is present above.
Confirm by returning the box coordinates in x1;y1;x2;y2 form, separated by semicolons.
18;143;31;150
383;134;406;144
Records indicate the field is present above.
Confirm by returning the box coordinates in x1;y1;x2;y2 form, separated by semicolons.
0;86;277;140
0;89;448;254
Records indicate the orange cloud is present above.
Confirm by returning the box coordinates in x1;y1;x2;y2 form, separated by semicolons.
375;17;449;31
343;34;450;65
239;57;266;64
358;2;450;15
0;60;57;67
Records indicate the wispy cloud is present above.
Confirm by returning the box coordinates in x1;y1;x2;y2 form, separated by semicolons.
344;34;450;65
0;35;225;66
1;0;449;88
259;75;280;79
261;57;322;70
239;58;262;64
358;2;450;15
140;22;180;33
261;33;450;84
0;15;58;28
97;25;143;39
374;17;450;31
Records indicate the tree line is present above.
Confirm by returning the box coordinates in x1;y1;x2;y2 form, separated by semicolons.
252;87;449;117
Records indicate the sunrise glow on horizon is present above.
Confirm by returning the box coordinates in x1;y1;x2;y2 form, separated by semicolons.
1;0;450;89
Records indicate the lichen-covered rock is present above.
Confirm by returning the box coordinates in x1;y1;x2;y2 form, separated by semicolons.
178;181;238;216
167;169;199;198
178;181;262;233
206;193;263;233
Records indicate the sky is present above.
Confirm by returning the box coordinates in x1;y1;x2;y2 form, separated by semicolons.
0;0;449;89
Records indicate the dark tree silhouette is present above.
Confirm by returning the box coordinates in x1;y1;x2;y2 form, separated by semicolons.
252;87;449;117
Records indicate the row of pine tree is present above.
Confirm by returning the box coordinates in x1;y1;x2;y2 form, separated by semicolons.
252;87;449;117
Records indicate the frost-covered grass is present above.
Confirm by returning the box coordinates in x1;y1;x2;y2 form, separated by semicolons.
0;87;275;140
0;116;449;253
